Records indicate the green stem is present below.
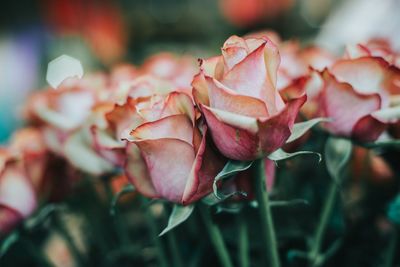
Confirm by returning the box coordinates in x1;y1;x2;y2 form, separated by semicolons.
309;181;338;266
102;177;131;246
237;214;249;267
198;204;233;267
253;159;281;267
166;229;184;267
142;199;169;267
161;205;184;267
53;212;87;266
383;228;397;267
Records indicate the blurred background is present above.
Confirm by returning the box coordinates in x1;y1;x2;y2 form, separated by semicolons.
1;0;400;143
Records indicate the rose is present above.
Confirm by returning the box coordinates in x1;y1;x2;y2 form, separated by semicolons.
314;56;400;142
125;92;226;205
192;35;306;161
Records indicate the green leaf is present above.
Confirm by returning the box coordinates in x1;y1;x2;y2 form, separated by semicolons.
110;184;135;216
159;205;194;236
213;160;253;200
286;118;330;143
25;204;65;229
388;194;400;225
324;136;352;183
268;148;321;162
0;231;19;257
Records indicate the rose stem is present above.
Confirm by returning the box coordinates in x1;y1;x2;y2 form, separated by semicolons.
198;204;233;267
162;205;184;267
141;198;169;267
253;158;281;267
237;213;249;267
309;181;338;266
102;176;131;246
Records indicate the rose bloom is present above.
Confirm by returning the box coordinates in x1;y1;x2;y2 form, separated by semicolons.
0;128;48;236
123;90;226;205
192;35;306;161
313;55;400;142
345;39;400;139
24;74;120;175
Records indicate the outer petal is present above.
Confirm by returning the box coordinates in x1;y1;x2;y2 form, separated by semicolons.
124;143;158;198
192;71;210;108
161;92;196;122
257;94;307;155
202;106;260;160
0;206;21;236
133;139;196;203
207;77;269;117
105;97;142;140
0;166;37;218
200;56;222;77
319;70;382;138
131;114;193;144
352;115;386;142
330;57;400;106
182;126;226;204
63;130;114;175
221;41;285;115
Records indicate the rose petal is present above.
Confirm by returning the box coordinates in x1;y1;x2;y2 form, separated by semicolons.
134;139;196;203
161;92;196;122
221;40;285;114
319;70;382;137
352;115;386;142
131;115;193;144
0;206;21;235
202;106;260;160
207;77;269;117
0;167;37;217
258;94;307;155
124;143;158;198
182;126;226;204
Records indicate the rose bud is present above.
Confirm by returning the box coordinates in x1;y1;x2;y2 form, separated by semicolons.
192;35;306;161
125;92;226;205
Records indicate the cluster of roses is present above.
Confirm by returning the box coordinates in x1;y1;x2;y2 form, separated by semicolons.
1;32;400;238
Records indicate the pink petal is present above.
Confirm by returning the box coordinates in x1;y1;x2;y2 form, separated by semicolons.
207;77;269;117
182;126;226;204
352;115;386;142
202;106;260;160
331;57;395;106
131;115;193;144
192;71;210;108
161;92;196;122
221;35;249;70
134;139;196;203
257;94;307;155
221;40;285;115
0;166;37;218
124;143;159;198
319;70;382;137
0;206;21;236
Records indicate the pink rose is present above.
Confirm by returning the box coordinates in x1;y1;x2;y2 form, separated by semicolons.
192;35;306;161
125;92;226;205
315;57;400;141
